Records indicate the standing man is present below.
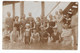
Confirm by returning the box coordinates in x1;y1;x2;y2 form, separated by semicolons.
27;12;35;29
5;12;13;34
71;13;78;50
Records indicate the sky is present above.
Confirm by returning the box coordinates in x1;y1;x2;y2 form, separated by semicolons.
3;1;70;22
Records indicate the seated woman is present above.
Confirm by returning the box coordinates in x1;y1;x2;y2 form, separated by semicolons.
10;26;19;43
31;29;40;43
61;24;73;46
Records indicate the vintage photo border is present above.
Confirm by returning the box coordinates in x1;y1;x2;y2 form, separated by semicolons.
0;0;80;53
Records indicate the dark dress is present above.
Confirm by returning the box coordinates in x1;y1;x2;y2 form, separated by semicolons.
35;22;41;32
49;21;55;27
46;26;53;37
14;22;20;31
40;31;49;43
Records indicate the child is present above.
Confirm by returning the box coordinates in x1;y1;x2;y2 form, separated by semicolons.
25;24;31;44
10;26;19;43
40;25;50;43
51;25;59;43
31;29;40;43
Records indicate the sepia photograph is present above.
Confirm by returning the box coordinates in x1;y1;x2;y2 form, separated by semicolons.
2;1;78;50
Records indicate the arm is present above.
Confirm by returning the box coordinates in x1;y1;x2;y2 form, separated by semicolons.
31;33;33;39
47;33;50;37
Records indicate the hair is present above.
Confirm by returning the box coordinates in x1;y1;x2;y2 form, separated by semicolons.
15;16;19;19
28;12;32;16
7;12;11;17
59;9;63;14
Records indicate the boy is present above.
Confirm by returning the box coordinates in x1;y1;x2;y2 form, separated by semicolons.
25;24;31;44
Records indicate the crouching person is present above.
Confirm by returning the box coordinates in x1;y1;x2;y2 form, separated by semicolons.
25;24;31;44
51;25;59;43
40;25;50;43
30;29;40;43
10;26;19;43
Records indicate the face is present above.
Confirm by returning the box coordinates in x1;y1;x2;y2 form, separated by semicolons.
66;14;69;18
7;12;11;17
59;9;63;14
33;30;36;33
26;26;29;29
55;11;58;15
49;14;52;18
49;15;53;20
29;13;32;16
15;17;19;21
36;17;40;21
64;24;68;29
53;29;57;32
22;14;25;20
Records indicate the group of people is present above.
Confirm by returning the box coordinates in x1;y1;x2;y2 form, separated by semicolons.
3;9;78;49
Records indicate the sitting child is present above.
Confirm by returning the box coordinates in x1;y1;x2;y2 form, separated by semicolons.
31;29;40;43
10;26;19;43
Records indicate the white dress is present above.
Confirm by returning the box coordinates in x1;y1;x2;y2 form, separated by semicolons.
61;28;72;46
56;14;63;33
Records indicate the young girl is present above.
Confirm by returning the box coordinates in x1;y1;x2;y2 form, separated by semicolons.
10;26;19;43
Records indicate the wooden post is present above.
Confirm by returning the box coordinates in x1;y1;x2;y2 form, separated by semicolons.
20;1;24;19
13;3;15;18
41;1;45;23
41;1;45;19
